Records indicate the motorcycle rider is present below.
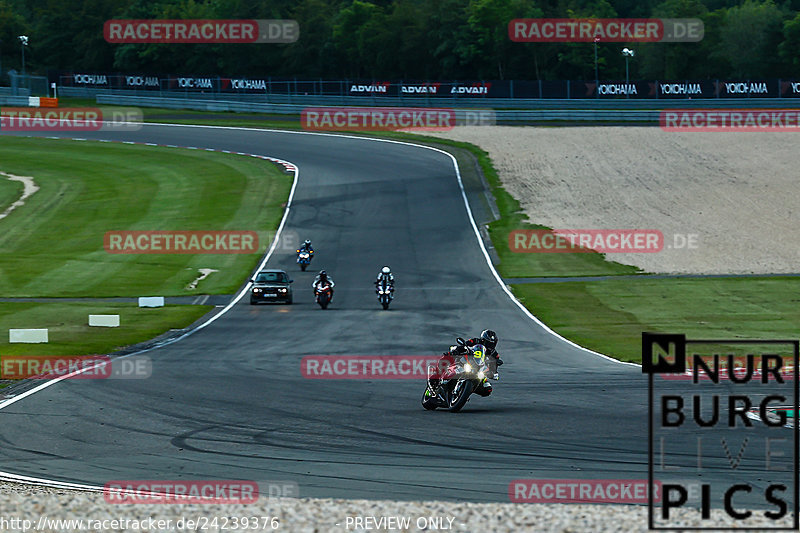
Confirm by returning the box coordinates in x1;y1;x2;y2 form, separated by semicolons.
429;329;503;397
312;269;335;301
374;266;395;299
297;239;314;255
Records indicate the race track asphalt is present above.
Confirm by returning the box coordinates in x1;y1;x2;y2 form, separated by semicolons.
0;125;793;507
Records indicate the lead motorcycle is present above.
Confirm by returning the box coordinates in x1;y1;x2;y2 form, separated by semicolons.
296;249;313;271
421;338;495;412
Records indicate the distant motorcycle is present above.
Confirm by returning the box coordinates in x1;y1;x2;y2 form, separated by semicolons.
377;279;394;310
296;249;313;271
314;282;333;309
422;338;494;413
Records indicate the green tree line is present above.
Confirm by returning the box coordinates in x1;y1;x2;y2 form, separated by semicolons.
1;0;799;80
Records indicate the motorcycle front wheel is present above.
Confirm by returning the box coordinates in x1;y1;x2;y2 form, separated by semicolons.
448;380;475;413
421;388;438;410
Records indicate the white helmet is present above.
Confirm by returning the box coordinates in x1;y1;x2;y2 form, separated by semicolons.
381;266;391;274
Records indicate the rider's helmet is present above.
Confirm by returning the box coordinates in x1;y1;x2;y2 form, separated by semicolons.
381;266;391;275
479;329;498;350
319;270;327;278
304;239;311;247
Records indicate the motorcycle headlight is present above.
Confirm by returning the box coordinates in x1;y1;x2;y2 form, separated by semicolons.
252;288;261;292
464;363;472;373
477;370;485;379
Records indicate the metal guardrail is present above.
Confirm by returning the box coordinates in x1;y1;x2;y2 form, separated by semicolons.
97;94;800;123
1;90;793;123
0;95;33;106
0;86;31;97
80;87;800;110
96;95;661;122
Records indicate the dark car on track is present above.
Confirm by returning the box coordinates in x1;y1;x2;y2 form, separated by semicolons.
250;269;293;304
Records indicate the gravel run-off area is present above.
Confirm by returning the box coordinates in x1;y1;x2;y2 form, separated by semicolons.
0;482;793;532
425;126;800;274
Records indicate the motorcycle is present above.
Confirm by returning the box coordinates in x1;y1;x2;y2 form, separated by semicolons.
314;282;333;309
377;279;394;310
297;249;313;271
421;338;495;413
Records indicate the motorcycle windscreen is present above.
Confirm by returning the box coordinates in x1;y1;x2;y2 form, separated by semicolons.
468;344;490;372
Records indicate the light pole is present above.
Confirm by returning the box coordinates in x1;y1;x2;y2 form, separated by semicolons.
594;37;599;93
622;47;634;99
19;35;28;77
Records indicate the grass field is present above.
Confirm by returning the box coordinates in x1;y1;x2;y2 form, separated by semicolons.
0;175;23;216
0;137;292;297
0;302;211;356
0;135;292;362
512;277;800;363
